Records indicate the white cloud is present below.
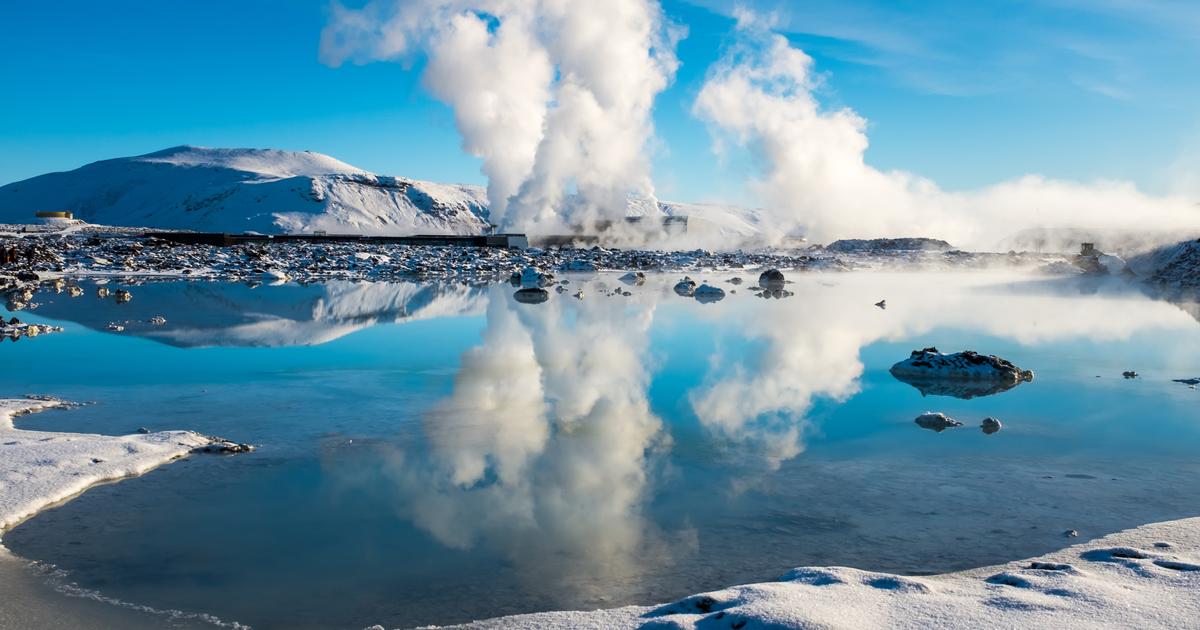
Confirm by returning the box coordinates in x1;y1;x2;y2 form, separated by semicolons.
691;15;1200;248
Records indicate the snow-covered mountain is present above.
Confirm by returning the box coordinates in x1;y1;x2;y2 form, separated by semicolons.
0;146;773;243
0;146;492;235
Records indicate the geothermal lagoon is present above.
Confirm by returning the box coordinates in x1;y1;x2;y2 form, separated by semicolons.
4;271;1200;628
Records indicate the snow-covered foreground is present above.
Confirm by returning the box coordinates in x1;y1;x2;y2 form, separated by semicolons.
0;398;226;536
446;517;1200;629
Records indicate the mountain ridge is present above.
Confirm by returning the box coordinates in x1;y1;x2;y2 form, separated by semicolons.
0;146;766;242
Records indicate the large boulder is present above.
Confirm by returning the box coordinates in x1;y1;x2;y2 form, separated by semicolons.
694;284;726;304
891;348;1034;386
758;269;786;289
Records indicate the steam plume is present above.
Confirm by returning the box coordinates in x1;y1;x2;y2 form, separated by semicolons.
321;0;681;233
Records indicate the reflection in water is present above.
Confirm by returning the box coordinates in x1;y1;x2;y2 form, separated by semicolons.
6;271;1200;627
29;280;486;347
361;273;1200;595
379;285;683;601
890;373;1024;400
689;273;1198;469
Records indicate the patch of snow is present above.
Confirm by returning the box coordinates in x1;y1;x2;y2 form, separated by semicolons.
0;398;221;537
447;517;1200;629
1129;238;1200;292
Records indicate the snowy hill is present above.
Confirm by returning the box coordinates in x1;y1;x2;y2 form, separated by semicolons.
0;146;775;244
0;146;492;235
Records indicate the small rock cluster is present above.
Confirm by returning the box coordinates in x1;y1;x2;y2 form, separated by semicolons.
914;412;1004;435
1;317;63;340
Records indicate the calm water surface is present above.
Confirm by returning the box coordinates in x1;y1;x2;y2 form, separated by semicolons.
4;271;1200;629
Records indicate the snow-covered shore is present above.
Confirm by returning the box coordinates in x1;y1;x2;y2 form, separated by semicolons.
446;516;1200;629
0;397;233;536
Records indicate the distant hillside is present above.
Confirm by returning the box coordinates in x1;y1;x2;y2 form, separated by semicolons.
0;146;775;244
0;146;492;235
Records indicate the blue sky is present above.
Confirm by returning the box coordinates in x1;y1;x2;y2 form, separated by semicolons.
2;0;1196;202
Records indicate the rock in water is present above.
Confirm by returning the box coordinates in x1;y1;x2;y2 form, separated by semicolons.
981;417;1003;435
891;348;1034;383
674;277;697;297
619;271;646;286
694;284;726;304
915;412;963;433
511;266;553;288
758;269;786;289
513;287;550;304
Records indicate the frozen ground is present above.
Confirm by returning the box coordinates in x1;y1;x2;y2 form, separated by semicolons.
0;225;1077;289
444;516;1200;629
0;398;245;534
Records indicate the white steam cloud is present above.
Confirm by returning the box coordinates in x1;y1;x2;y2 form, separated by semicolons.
693;11;1200;250
376;286;683;600
321;0;681;233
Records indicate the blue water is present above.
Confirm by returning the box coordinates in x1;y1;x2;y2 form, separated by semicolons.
4;272;1200;629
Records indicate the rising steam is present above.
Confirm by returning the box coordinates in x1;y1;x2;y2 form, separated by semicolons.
693;10;1200;250
321;0;681;234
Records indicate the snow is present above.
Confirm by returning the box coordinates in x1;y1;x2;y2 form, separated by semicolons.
0;398;217;537
0;147;779;243
0;146;492;236
1129;238;1200;292
446;516;1200;629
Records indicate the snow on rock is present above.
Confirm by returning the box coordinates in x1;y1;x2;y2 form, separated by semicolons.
511;266;554;289
449;517;1200;629
914;412;963;432
619;272;646;286
0;397;238;537
890;348;1034;383
1096;253;1126;274
1129;238;1200;292
0;146;491;236
674;277;697;297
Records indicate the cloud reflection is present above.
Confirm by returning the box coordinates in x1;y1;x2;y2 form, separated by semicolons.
380;284;680;600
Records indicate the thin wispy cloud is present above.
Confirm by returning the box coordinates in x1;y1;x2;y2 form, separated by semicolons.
685;0;1200;100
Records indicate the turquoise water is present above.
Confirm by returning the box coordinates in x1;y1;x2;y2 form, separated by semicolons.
4;272;1200;629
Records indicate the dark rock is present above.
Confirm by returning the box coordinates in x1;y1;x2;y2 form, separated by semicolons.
914;412;963;432
513;287;550;304
758;269;786;289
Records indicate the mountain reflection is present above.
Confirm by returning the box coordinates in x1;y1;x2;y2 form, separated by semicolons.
28;280;486;347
